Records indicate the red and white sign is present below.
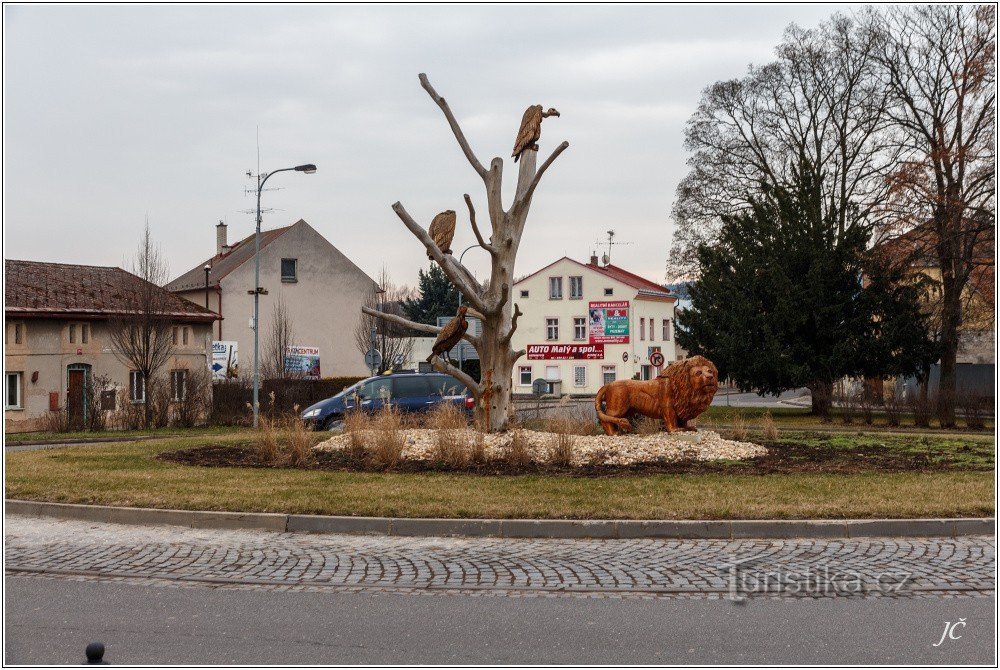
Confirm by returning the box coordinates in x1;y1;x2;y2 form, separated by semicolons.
527;344;605;360
649;351;665;367
588;300;630;344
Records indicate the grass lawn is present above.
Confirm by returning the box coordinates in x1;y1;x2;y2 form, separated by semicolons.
697;405;994;431
5;430;994;520
5;425;245;443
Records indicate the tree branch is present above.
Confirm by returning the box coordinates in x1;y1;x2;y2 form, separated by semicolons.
419;73;488;181
489;282;509;315
428;356;482;398
391;201;487;313
362;306;482;350
511;141;569;215
464;193;496;254
501;303;523;346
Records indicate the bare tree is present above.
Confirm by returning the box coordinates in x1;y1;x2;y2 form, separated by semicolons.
108;222;174;428
262;296;294;379
669;13;896;278
363;73;569;431
354;268;415;374
871;5;996;426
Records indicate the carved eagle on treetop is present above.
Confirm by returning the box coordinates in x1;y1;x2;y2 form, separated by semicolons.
427;305;468;363
512;105;560;162
427;210;456;259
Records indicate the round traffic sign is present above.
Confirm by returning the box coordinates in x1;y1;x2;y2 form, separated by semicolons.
364;348;383;370
622;351;629;362
650;351;665;367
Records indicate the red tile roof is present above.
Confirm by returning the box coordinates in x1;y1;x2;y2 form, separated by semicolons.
514;256;674;300
166;222;296;292
5;260;217;322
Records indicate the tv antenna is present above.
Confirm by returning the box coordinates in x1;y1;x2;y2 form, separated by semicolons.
596;229;631;265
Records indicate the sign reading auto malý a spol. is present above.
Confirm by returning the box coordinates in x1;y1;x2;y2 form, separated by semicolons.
527;344;605;360
588;300;630;344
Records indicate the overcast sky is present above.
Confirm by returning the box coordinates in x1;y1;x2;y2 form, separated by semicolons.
4;4;844;289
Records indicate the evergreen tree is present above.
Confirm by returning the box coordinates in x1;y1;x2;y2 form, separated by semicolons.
677;159;937;416
403;264;461;326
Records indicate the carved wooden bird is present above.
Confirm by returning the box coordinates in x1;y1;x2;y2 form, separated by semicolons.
512;105;560;162
427;306;468;363
427;210;456;259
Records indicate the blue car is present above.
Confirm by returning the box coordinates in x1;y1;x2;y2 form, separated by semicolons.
300;372;475;430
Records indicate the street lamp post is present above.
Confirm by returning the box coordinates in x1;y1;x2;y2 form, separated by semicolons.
251;163;316;428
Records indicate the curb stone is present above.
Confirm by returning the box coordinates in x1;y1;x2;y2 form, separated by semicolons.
5;500;994;540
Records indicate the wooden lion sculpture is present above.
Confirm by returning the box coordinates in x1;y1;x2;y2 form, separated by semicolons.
595;355;719;435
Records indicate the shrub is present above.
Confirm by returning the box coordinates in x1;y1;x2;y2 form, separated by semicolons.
908;389;933;428
43;409;71;433
729;409;747;441
342;409;369;463
634;416;661;435
760;411;779;441
369;404;405;469
883;385;904;427
958;391;989;431
255;415;280;465
585;448;609;468
284;411;314;467
501;430;533;468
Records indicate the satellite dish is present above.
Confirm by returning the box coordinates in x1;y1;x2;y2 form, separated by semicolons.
601;253;610;266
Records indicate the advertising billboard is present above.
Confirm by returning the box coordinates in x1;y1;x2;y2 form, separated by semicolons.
526;344;605;360
284;345;321;380
211;341;239;380
588;301;630;344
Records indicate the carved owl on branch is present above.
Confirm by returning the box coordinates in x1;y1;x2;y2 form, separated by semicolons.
512;105;560;162
427;210;456;259
427;305;468;362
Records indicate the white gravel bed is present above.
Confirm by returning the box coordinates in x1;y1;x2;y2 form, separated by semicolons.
316;428;765;466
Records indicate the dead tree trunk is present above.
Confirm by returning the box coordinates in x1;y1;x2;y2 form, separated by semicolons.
362;73;568;431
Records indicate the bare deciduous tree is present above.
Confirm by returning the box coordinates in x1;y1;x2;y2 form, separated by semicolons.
669;13;896;278
354;268;415;374
262;296;294;379
870;4;996;426
108;223;175;428
363;73;569;431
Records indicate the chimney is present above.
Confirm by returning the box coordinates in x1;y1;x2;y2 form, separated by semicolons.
589;253;598;266
216;220;228;255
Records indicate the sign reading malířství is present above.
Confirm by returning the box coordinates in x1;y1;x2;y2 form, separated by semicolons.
211;341;239;380
284;345;321;379
526;344;605;360
588;301;630;344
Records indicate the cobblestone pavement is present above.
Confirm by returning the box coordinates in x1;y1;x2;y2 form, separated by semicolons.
5;516;994;600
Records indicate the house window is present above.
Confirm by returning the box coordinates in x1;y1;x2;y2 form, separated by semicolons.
546;318;559;340
182;327;189;346
281;258;298;282
573;365;587;387
13;322;24;345
640;318;645;341
81;324;89;344
69;324;76;344
519;366;532;386
573;317;586;341
520;290;529;299
663;319;671;341
549;277;563;299
647;316;654;341
545;365;559;381
170;369;188;402
569;276;583;299
172;326;179;345
602;365;617;385
604;287;613;296
5;372;22;409
129;371;146;403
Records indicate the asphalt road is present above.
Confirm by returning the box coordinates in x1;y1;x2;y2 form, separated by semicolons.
5;576;994;664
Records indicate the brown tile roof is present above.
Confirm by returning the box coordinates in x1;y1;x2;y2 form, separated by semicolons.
5;260;217;322
514;256;674;300
166;222;296;292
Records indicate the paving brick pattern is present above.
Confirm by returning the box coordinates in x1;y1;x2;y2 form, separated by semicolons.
5;516;994;600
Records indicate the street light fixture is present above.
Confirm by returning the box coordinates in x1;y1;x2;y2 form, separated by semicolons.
456;244;481;375
251;163;317;428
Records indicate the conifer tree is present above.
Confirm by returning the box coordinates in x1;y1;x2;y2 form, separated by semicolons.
403;264;461;326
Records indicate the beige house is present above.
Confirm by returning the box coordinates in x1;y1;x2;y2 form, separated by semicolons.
5;260;217;433
167;219;377;379
510;256;678;395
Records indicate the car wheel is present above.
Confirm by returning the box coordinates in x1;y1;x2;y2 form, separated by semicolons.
323;416;344;432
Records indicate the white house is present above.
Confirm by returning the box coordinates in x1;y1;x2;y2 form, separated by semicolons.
167;219;377;379
510;256;677;395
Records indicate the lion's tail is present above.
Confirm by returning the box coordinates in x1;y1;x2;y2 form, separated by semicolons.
594;385;630;430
